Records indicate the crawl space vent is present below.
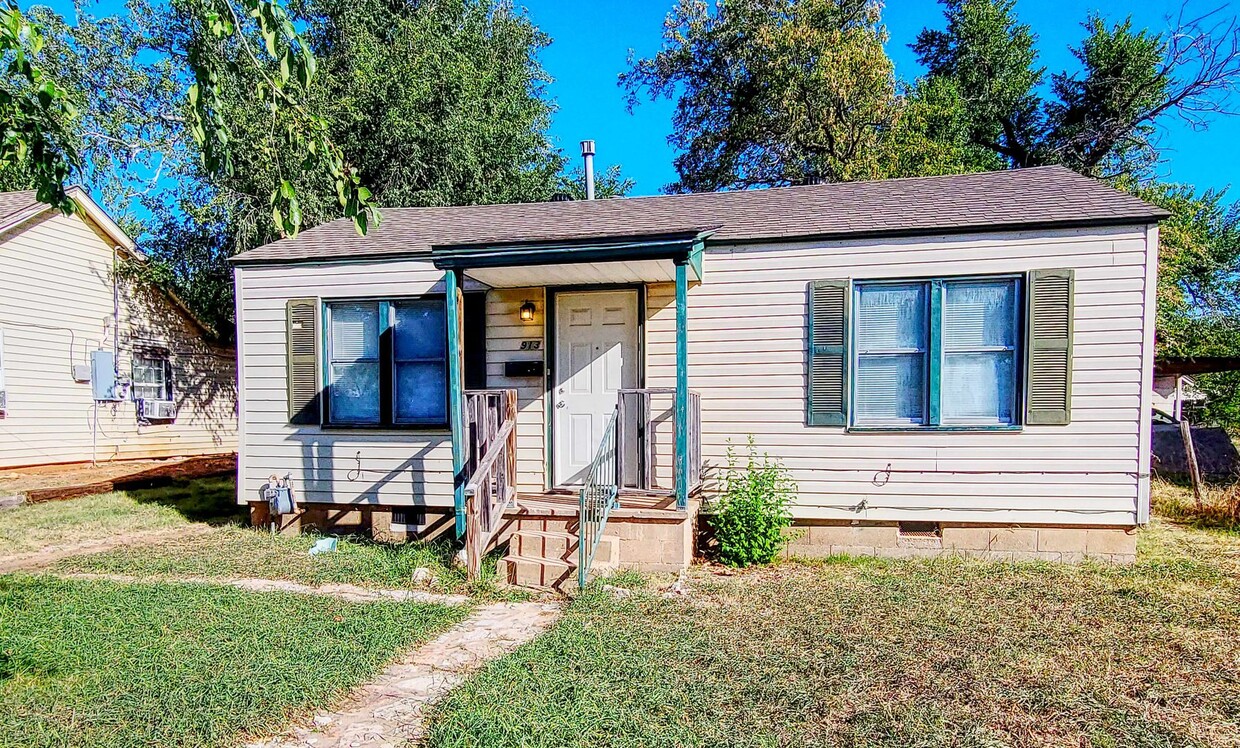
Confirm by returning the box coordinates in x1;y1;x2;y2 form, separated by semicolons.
897;521;942;539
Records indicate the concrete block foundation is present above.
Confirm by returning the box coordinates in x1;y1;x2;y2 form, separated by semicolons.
784;520;1137;564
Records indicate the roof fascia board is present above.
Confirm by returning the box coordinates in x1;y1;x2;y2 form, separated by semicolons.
705;215;1164;249
67;186;138;254
431;231;712;271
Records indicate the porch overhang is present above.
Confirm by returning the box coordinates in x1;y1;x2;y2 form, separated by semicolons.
430;229;712;288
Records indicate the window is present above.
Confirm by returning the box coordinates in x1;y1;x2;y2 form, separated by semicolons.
132;353;172;402
854;283;928;425
941;280;1019;425
324;299;447;427
328;302;381;423
852;276;1020;428
393;300;447;424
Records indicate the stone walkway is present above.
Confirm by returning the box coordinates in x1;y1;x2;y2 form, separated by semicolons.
245;601;562;748
59;572;471;606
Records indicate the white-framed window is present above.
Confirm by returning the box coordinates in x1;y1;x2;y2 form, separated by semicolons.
852;276;1021;428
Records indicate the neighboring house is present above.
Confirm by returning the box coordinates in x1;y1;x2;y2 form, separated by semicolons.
0;188;237;469
230;166;1167;586
1150;357;1240;478
1152;374;1204;421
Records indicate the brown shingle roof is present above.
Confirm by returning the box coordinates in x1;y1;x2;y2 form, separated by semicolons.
0;190;38;223
231;166;1170;265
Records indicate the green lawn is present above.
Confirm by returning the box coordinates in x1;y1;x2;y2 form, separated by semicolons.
0;575;467;748
53;524;506;596
0;477;240;555
1;476;504;595
424;504;1240;746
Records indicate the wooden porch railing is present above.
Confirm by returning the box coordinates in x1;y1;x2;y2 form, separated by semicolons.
463;389;518;580
616;388;702;495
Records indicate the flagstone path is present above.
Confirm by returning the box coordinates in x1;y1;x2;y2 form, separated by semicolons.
244;601;562;748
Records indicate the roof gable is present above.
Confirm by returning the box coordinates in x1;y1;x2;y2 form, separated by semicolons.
0;187;136;254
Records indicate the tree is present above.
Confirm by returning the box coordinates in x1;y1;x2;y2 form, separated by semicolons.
556;164;635;201
1128;180;1240;429
0;1;79;213
915;0;1240;180
22;0;626;337
623;0;907;192
27;2;189;231
302;0;564;209
882;76;1004;178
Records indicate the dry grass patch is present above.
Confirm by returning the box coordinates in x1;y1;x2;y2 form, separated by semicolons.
425;514;1240;747
0;477;239;556
53;523;514;597
1153;478;1240;532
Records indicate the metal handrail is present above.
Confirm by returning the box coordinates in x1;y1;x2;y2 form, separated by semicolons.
578;407;620;589
616;388;703;498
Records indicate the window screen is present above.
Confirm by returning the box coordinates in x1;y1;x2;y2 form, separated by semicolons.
393;300;447;424
941;279;1018;425
854;283;928;425
328;302;381;424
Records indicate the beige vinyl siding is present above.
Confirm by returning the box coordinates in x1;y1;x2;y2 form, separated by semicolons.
234;222;1155;525
0;211;236;469
235;260;462;507
485;288;547;493
645;224;1155;527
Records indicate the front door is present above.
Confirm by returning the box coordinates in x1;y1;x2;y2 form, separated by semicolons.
553;289;639;486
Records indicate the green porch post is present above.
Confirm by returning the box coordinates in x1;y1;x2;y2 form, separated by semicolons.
445;269;467;538
675;260;689;509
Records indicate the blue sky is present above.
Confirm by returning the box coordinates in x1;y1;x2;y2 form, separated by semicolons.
43;0;1240;198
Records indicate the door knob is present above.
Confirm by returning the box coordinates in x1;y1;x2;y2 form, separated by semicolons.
556;401;566;409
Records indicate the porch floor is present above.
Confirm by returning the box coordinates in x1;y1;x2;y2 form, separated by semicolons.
511;490;691;519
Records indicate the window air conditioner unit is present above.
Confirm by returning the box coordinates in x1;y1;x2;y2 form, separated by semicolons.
139;398;177;421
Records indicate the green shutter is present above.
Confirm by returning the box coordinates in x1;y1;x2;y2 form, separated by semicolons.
286;298;321;425
808;280;849;426
1025;269;1074;425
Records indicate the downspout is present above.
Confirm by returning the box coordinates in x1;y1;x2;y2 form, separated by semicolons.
112;245;120;367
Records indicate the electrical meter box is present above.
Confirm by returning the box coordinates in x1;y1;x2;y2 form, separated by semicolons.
90;350;120;401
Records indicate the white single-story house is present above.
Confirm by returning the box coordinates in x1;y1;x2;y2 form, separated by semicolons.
230;166;1168;588
0;188;237;469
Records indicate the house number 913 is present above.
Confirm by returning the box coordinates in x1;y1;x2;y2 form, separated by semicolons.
520;340;542;351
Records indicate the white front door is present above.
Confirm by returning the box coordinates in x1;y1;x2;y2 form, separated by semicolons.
553;290;639;486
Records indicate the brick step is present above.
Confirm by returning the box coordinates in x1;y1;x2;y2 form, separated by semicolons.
496;554;576;592
499;533;621;592
510;529;616;566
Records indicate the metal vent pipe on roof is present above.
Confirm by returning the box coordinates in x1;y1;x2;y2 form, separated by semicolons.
581;139;596;200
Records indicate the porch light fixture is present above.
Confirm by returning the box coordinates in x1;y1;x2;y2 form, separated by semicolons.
519;300;536;322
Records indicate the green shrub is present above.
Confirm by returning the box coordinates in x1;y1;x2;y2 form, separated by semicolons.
708;437;797;566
